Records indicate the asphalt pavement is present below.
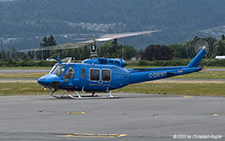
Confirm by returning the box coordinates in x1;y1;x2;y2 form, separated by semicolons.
0;93;225;141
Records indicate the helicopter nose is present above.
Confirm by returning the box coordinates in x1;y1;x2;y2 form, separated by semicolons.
37;78;50;87
37;74;61;87
37;77;51;87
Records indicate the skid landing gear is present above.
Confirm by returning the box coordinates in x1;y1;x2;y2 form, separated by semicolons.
50;89;68;99
68;91;119;99
69;91;82;99
50;89;119;99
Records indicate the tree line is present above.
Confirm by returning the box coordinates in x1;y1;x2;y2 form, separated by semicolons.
1;34;225;63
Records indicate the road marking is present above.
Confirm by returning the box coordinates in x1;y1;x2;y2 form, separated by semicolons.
57;133;127;138
213;114;225;116
66;112;85;114
183;96;194;98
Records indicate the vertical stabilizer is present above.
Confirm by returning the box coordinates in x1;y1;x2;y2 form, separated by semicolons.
186;46;207;67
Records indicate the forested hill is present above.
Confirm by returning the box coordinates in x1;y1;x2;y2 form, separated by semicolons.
1;0;225;50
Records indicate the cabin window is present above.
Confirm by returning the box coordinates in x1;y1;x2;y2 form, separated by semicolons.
81;69;85;78
99;59;107;64
115;61;120;65
102;69;111;82
90;69;100;81
108;60;113;64
63;67;74;79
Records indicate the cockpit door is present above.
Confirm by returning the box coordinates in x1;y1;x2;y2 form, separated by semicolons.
79;66;87;89
63;67;75;87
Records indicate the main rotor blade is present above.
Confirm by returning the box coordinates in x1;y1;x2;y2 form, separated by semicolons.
96;30;161;42
17;30;161;52
78;30;161;44
18;43;85;52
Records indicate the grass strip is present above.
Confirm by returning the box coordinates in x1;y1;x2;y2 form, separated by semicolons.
0;83;49;96
0;73;47;79
169;71;225;79
0;72;48;79
0;82;224;97
114;82;225;97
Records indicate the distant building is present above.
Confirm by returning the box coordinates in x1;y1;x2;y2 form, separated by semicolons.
215;56;225;59
130;57;137;61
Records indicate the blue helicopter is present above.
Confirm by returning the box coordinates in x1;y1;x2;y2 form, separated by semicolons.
37;31;207;99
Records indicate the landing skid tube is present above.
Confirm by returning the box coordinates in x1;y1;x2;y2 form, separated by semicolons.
50;89;66;99
69;91;82;99
50;90;119;99
68;91;119;99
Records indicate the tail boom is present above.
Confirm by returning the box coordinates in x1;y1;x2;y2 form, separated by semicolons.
129;47;207;84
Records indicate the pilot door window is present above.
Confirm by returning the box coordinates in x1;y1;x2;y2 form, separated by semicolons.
63;67;74;79
90;69;100;81
52;64;65;77
81;69;85;78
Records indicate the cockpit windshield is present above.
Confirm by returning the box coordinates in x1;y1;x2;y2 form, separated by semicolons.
49;64;57;74
51;64;65;77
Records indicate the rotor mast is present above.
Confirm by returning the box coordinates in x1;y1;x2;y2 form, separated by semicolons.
89;41;98;59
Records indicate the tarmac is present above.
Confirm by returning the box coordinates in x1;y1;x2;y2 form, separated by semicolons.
0;93;225;141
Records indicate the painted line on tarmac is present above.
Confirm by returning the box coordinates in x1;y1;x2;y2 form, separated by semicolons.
66;112;85;114
183;95;194;98
57;133;127;138
213;114;225;116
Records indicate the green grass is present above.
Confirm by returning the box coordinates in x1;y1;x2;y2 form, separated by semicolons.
114;82;225;97
170;71;225;79
0;83;48;96
0;82;224;97
0;72;47;79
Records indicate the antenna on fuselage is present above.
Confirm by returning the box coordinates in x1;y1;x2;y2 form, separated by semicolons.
54;56;62;64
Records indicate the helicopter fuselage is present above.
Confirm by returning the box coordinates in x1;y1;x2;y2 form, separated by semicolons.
38;59;131;92
38;47;207;94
